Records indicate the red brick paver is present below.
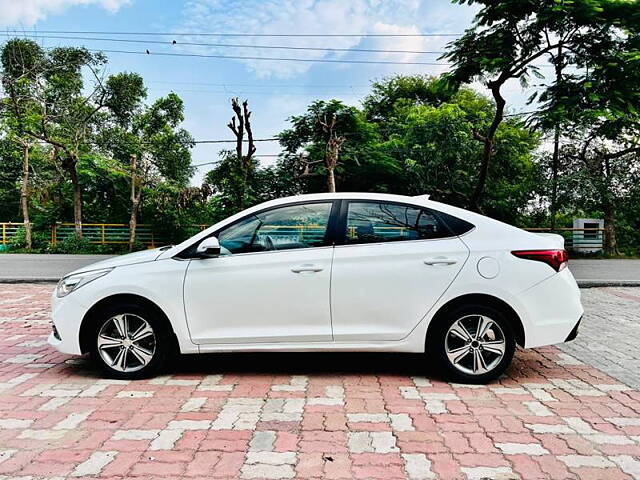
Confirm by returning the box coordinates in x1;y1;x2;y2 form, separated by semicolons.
1;284;640;479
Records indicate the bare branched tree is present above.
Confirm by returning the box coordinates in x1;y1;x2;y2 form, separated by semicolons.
227;97;256;209
299;114;345;193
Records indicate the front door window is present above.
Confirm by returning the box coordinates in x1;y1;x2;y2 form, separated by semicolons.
217;202;333;254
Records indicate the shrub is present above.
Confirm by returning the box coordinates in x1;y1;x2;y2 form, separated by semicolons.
47;237;149;254
6;227;50;252
47;235;96;254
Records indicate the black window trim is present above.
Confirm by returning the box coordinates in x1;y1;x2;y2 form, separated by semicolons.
176;199;342;259
334;199;465;246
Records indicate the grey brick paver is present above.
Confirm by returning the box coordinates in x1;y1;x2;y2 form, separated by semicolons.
559;287;640;388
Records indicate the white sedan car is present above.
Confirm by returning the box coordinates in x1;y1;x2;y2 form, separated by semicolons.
49;193;583;383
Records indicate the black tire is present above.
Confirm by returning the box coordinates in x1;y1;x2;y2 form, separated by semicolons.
88;302;171;380
427;303;516;384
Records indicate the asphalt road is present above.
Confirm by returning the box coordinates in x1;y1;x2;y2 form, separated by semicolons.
0;253;638;285
567;258;640;286
0;254;114;282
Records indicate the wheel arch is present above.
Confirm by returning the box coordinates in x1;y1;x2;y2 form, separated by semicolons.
426;293;525;347
79;293;179;354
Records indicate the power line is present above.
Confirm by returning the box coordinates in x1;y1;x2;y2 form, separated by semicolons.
90;48;450;66
147;80;372;88
0;33;445;55
193;138;278;144
192;154;280;168
27;30;463;38
148;87;367;96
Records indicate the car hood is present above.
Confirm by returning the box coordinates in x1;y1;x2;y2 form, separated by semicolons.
66;247;168;277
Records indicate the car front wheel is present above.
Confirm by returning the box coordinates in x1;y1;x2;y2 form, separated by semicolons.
89;304;169;379
428;304;516;384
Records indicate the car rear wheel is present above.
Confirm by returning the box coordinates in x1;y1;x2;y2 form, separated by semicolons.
89;303;169;379
428;304;516;384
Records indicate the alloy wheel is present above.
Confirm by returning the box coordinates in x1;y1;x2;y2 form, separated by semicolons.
97;313;156;372
444;314;506;376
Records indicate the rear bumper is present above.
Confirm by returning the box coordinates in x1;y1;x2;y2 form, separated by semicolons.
519;267;584;348
565;316;582;342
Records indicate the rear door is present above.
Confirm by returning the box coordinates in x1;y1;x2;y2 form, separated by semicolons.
330;200;469;341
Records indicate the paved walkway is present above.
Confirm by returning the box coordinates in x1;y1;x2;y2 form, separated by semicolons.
559;287;640;388
1;284;640;479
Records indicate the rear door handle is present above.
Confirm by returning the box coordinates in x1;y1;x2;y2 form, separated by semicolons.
424;257;458;266
291;264;324;273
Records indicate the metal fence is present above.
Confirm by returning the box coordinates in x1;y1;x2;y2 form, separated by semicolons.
0;222;207;247
52;223;212;246
1;221;606;251
0;222;25;245
52;223;159;246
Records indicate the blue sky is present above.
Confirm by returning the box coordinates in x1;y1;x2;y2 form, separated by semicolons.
1;0;534;184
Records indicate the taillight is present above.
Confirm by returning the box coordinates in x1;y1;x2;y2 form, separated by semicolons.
511;249;569;272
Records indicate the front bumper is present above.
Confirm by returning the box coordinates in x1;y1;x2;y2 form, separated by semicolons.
48;289;89;355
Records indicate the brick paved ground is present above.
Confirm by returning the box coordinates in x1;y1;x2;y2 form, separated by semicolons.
559;287;640;389
1;284;640;479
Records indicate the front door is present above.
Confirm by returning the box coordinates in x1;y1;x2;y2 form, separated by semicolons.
184;201;337;344
330;201;469;341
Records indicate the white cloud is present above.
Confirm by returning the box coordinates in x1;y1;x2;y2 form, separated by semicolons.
0;0;130;27
177;0;468;78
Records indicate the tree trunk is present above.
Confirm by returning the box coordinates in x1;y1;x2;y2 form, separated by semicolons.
129;154;139;251
550;126;560;229
68;160;83;239
602;198;619;256
129;198;140;251
470;83;506;212
471;138;494;212
327;167;336;193
20;144;32;249
550;43;563;230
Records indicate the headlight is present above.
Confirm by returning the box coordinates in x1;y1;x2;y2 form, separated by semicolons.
56;268;113;298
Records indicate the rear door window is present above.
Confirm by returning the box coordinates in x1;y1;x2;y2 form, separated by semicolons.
345;202;451;245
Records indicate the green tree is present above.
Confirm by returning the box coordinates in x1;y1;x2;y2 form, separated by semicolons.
363;74;455;124
279;100;396;193
532;2;640;253
1;39;45;248
442;0;638;212
377;86;539;221
99;81;194;249
0;137;22;221
34;46;109;237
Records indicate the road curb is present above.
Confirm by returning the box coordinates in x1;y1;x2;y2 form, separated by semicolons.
0;278;59;284
577;280;640;288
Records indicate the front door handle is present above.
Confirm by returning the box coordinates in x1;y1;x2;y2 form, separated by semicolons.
291;264;324;273
424;257;458;266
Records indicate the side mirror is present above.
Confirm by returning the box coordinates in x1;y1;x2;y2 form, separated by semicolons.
196;236;221;258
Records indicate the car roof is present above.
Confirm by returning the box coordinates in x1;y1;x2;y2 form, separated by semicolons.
255;192;425;207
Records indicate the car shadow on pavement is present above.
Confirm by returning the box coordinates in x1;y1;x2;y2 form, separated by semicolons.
63;351;454;380
63;347;535;382
175;352;434;377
